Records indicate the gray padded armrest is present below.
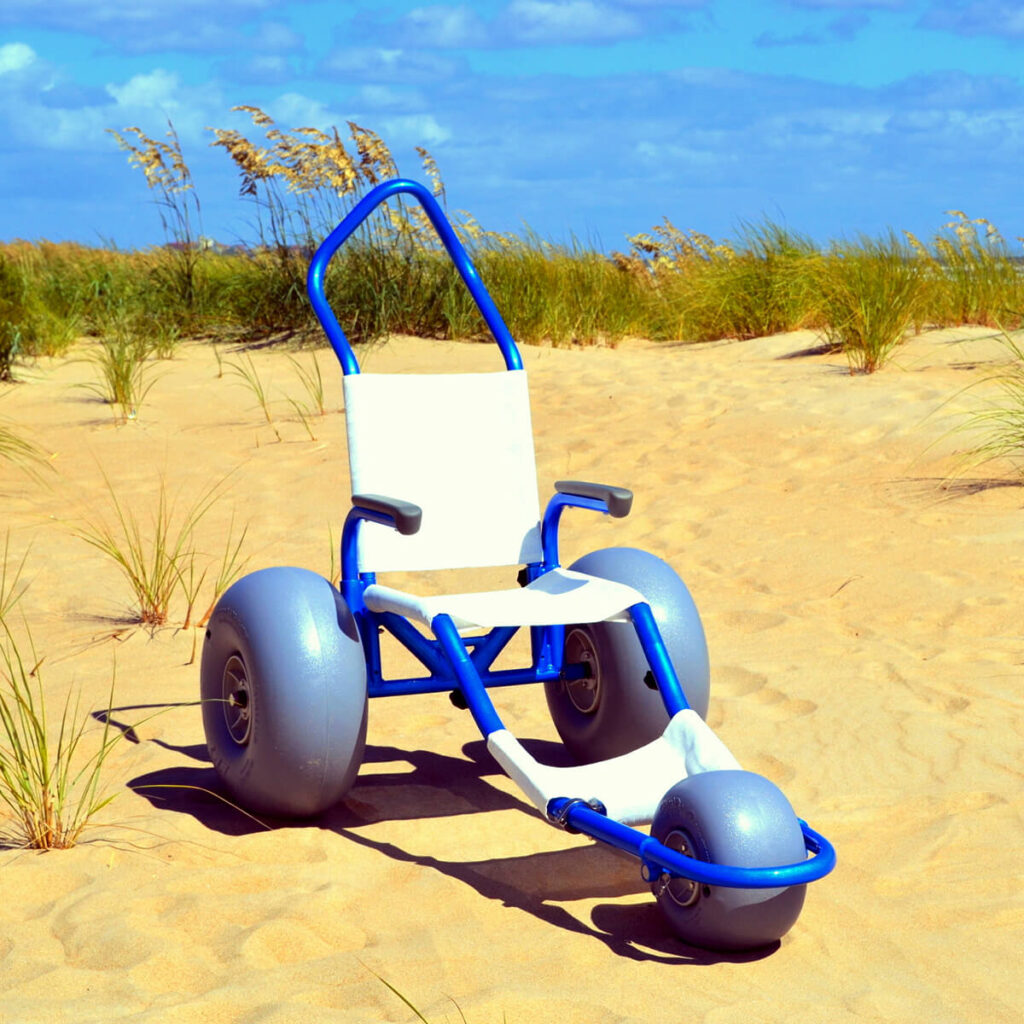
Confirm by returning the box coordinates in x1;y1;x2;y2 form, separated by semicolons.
554;480;633;518
351;494;423;535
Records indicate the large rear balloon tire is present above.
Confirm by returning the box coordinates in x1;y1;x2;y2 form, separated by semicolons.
544;547;710;763
650;770;807;951
200;566;367;818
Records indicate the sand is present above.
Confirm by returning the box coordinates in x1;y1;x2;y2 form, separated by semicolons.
0;327;1020;1023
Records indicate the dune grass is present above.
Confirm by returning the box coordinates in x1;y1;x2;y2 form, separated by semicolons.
0;632;121;849
816;236;925;373
1;385;47;476
79;318;158;422
0;541;123;850
950;329;1024;477
0;108;1022;370
0;419;41;471
75;473;247;628
226;353;275;424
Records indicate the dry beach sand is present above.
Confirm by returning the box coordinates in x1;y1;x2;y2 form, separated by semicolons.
0;327;1021;1023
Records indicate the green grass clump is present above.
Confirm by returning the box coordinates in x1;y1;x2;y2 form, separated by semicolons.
0;543;123;849
80;315;157;422
816;236;924;373
953;330;1024;477
75;474;246;627
908;213;1024;330
621;217;821;343
0;631;121;849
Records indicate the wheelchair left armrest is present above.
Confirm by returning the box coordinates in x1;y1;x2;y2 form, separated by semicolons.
541;480;634;568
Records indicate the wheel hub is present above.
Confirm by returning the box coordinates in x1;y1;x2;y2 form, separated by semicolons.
564;628;601;714
656;829;702;908
222;654;252;745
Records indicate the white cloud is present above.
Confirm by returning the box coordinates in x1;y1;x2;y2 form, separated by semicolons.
380;113;452;147
264;92;347;132
248;20;304;51
0;0;277;31
355;85;428;110
0;41;36;75
105;69;183;111
0;0;302;55
920;1;1024;39
502;0;643;43
635;140;728;167
319;46;461;83
403;5;489;47
0;54;224;152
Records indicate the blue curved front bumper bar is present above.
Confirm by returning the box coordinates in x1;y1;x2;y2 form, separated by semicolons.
307;178;522;375
548;797;836;889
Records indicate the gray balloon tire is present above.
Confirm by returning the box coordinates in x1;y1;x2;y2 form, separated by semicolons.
200;566;367;818
650;769;808;951
543;547;710;764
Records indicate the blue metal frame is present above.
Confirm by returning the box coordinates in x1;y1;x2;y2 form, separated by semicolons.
307;179;836;893
306;177;522;375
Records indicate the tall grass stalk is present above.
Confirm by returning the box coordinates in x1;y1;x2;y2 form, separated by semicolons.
0;552;123;850
80;317;157;421
0;634;121;849
816;236;924;374
908;213;1024;329
196;514;249;628
0;533;29;622
0;420;42;471
227;353;275;424
108;122;205;329
177;513;248;663
76;474;224;626
285;397;318;441
288;352;327;415
952;330;1024;477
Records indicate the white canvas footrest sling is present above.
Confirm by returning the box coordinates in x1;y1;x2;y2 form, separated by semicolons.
487;709;742;826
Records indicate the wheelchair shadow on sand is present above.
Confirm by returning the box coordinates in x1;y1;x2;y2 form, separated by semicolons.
118;713;775;966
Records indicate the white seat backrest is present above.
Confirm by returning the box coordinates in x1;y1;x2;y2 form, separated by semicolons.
344;369;543;572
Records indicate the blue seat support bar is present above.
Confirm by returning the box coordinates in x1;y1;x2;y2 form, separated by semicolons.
430;613;506;735
307;178;523;374
628;601;690;716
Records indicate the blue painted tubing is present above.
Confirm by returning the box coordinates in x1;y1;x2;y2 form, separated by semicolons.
430;613;507;735
307;178;523;374
628;601;690;716
540;492;609;568
549;797;836;889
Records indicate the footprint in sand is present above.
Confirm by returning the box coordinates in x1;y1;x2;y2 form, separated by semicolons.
719;609;788;634
715;665;818;719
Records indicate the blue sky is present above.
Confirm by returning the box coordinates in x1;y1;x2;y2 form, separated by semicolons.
2;0;1024;251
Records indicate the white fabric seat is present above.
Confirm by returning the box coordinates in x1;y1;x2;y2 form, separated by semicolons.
363;567;643;630
346;370;647;632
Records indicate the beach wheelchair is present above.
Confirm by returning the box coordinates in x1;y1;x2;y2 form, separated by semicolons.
200;179;835;951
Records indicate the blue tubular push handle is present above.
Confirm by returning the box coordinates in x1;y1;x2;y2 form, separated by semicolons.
307;178;523;374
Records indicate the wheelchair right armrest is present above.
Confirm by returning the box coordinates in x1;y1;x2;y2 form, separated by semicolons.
351;494;423;536
555;480;633;519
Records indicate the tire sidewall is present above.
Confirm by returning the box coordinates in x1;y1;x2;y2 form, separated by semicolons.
200;567;367;817
650;770;808;950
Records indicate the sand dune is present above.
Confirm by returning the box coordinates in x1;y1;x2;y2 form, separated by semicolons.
0;327;1020;1023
